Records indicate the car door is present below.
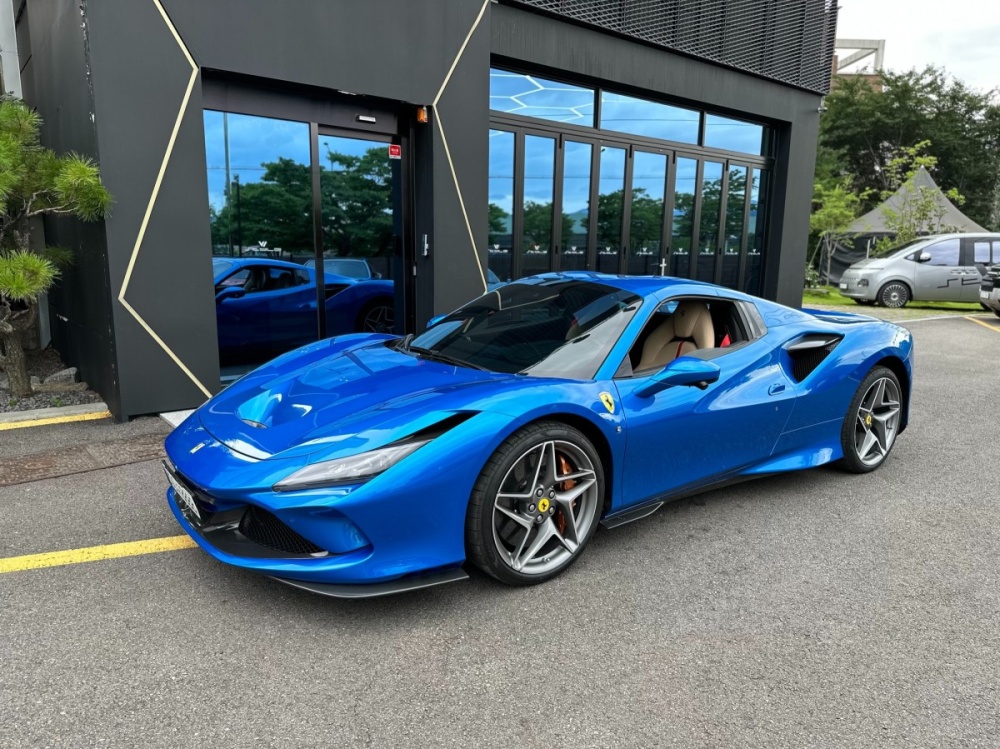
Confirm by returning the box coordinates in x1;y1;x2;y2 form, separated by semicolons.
215;266;268;353
261;266;319;350
613;298;796;508
911;238;963;301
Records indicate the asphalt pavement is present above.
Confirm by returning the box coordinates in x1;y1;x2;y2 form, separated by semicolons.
1;314;998;748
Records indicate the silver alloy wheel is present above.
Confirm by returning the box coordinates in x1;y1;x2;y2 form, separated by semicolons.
853;376;901;466
491;440;599;576
880;282;909;308
362;303;394;333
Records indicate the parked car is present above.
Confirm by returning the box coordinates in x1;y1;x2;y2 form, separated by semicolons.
213;257;394;363
165;271;913;598
980;264;1000;318
839;233;1000;307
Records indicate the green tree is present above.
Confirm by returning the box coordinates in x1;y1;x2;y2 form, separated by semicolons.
0;99;111;397
809;179;862;283
521;200;572;249
819;67;1000;228
321;147;393;257
488;202;509;246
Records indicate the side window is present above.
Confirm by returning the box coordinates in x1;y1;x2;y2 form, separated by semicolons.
618;297;752;377
294;269;311;286
993;241;1000;265
923;238;960;266
217;268;250;290
974;241;991;265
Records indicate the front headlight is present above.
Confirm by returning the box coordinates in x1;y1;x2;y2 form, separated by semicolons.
856;278;869;287
273;441;429;492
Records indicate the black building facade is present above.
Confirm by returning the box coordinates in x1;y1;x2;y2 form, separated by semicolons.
14;0;837;420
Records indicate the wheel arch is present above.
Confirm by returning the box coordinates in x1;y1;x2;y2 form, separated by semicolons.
877;278;912;301
872;355;911;431
519;412;615;516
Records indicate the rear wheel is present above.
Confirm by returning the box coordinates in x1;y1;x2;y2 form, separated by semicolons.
465;421;604;586
839;367;902;473
878;282;910;308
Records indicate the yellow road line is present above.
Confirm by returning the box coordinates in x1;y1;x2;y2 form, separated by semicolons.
0;410;112;431
966;315;1000;333
0;535;197;574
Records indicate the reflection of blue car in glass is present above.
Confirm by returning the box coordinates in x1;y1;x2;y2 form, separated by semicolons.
304;256;505;290
213;258;394;362
167;272;913;598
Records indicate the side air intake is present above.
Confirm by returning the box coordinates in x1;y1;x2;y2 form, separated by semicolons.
785;334;842;382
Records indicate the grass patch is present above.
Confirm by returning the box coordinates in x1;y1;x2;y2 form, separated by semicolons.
802;286;983;312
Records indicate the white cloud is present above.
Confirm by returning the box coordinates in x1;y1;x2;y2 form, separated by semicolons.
837;0;1000;92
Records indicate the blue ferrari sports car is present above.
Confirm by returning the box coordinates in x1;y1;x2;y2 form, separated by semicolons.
213;257;394;362
165;272;913;597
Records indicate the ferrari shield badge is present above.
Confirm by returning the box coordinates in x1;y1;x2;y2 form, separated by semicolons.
599;391;615;414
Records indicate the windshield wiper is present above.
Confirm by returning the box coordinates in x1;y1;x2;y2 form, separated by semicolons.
407;345;490;371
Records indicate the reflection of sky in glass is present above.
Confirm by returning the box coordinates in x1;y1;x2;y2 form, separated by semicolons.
631;151;666;253
563;141;591;245
600;93;699;144
598;146;625;251
524;135;555;204
320;135;382;170
489;129;515;234
704;114;765;155
489;69;595;127
204;110;310;209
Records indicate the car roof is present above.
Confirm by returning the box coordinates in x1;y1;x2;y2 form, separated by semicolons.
213;257;306;271
517;271;748;301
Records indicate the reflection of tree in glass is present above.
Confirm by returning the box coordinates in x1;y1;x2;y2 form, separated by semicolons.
521;201;574;251
211;158;313;254
628;188;665;250
209;147;393;258
488;203;509;246
724;168;747;250
321;147;393;257
596;190;624;249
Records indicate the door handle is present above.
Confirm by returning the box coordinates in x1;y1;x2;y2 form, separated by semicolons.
768;383;786;396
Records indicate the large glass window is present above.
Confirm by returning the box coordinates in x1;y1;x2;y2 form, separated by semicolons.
720;165;748;287
628;151;667;275
490;69;595;127
596;146;626;273
695;161;724;282
317;135;393;283
670;157;697;278
522;134;556;275
744;168;769;296
600;92;699;145
703;115;766;156
488;129;515;282
561;140;592;271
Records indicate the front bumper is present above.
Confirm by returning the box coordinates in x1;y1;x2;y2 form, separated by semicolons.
980;284;1000;312
163;411;509;591
838;274;877;300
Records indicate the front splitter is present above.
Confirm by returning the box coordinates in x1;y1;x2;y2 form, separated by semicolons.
270;567;469;599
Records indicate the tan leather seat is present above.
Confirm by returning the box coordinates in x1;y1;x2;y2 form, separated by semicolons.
636;301;715;371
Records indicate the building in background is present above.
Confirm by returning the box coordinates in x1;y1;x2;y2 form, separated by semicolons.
12;0;837;419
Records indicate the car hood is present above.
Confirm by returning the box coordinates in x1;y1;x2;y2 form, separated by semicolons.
198;336;519;460
845;259;887;271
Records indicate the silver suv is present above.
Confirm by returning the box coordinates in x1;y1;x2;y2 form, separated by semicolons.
839;233;1000;308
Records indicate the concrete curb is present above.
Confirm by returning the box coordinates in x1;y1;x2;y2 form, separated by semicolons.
0;402;111;429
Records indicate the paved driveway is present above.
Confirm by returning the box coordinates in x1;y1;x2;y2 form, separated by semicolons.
1;315;998;748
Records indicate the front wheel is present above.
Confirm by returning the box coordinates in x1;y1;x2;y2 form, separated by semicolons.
993;308;1000;320
356;299;395;334
853;299;876;306
878;282;910;308
465;421;604;586
839;367;902;473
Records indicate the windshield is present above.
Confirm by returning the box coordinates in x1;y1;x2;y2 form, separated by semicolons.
409;280;641;379
212;258;234;277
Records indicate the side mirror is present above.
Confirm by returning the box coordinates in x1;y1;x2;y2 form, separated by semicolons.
372;271;382;279
918;252;932;263
636;356;721;398
216;286;245;302
426;314;446;329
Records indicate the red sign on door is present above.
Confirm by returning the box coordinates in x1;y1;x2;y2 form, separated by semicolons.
389;144;402;160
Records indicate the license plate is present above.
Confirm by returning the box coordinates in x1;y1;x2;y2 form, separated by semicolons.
982;291;990;299
839;282;848;289
164;464;200;520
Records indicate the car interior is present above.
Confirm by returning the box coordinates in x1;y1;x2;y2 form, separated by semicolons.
618;298;752;377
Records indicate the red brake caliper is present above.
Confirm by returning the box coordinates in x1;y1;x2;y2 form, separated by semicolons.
556;454;576;536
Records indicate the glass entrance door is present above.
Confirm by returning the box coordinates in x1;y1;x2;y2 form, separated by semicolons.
626;149;669;276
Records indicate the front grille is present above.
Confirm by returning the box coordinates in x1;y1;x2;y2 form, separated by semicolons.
983;279;995;292
239;505;325;555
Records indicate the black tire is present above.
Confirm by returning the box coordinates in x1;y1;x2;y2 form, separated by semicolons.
853;299;876;306
981;302;991;311
356;298;395;334
839;366;902;474
877;281;910;308
994;309;1000;320
465;420;605;586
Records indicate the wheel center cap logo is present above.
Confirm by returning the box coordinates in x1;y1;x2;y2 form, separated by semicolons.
537;498;550;513
865;414;872;427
